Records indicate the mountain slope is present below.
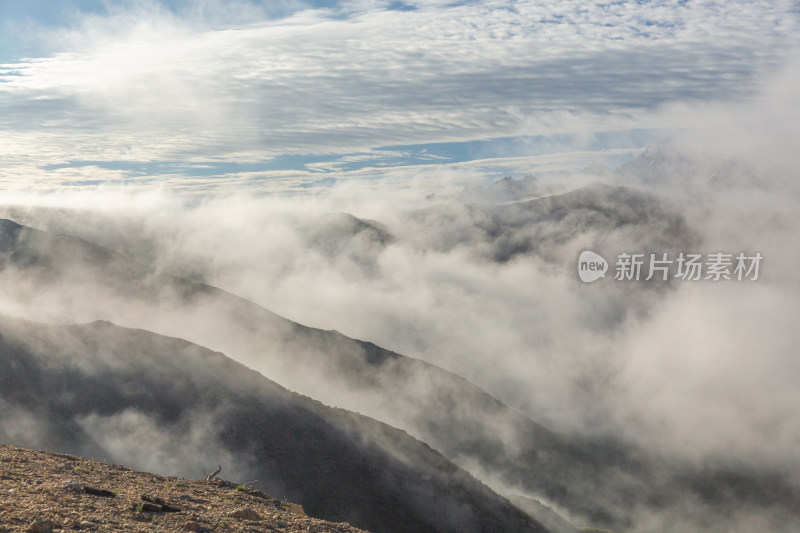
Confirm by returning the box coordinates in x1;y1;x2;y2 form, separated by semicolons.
0;314;546;533
402;182;697;263
0;215;631;526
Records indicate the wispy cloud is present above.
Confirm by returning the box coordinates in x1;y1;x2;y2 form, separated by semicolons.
0;0;796;189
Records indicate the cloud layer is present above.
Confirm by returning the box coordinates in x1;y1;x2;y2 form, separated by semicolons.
0;0;796;190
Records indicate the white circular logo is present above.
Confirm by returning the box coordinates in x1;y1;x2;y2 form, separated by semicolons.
578;250;608;283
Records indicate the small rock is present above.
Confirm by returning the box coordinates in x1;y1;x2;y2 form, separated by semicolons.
65;482;87;493
83;485;116;498
141;494;181;512
66;482;115;497
140;502;164;512
229;508;261;521
285;503;306;517
183;521;213;532
179;494;207;504
28;519;59;533
78;521;96;530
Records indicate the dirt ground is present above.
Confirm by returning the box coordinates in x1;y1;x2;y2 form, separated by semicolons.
0;443;369;533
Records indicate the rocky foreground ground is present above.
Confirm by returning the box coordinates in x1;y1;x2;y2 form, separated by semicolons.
0;444;369;533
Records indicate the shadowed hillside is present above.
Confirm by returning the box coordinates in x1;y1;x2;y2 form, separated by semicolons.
0;211;645;527
0;314;547;533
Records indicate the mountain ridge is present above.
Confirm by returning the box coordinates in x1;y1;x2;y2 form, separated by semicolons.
0;313;548;533
2;178;798;531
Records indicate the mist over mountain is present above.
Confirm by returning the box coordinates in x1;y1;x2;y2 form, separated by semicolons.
458;175;543;204
0;314;547;533
402;181;698;266
0;1;797;531
2;139;800;532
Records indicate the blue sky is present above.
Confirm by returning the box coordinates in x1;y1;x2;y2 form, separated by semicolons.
0;0;797;193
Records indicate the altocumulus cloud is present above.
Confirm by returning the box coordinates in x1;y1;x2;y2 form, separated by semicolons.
0;0;796;191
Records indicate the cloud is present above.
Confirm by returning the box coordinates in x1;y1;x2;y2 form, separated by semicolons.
0;0;796;189
1;74;800;529
0;3;799;530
